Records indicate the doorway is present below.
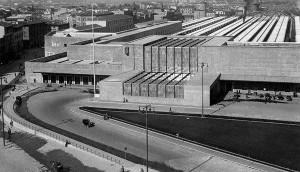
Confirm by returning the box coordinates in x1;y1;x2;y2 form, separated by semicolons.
225;82;233;93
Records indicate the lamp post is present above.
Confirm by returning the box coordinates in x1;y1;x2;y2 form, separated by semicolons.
91;3;97;97
124;147;127;160
1;76;6;146
138;105;154;172
201;62;208;117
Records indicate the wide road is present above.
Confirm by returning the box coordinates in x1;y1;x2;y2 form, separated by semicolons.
26;88;276;172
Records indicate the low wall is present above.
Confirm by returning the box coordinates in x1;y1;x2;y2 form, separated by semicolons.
3;87;129;166
29;52;67;63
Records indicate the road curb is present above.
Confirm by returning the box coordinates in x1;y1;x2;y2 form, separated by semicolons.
2;87;134;170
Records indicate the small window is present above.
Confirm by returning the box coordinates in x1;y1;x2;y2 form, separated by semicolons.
64;44;67;47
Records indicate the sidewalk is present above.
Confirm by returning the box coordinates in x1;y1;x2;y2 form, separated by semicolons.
87;98;219;115
0;123;47;172
1;73;155;172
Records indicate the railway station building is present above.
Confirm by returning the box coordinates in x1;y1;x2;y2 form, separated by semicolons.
25;18;300;107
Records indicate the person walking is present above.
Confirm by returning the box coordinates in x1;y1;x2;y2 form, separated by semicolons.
120;166;124;172
8;128;12;140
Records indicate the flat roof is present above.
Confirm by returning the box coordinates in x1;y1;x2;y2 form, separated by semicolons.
60;60;82;64
75;60;94;64
98;21;181;43
47;57;68;63
77;11;113;17
74;24;102;31
186;73;220;87
93;14;132;21
220;74;300;83
52;31;113;38
128;35;230;47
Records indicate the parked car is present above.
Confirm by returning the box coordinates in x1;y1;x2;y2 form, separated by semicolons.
50;161;63;172
15;96;22;105
265;93;271;100
275;95;284;100
293;92;298;97
82;119;95;127
287;96;292;101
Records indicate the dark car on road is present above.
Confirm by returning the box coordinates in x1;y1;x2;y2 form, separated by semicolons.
287;96;292;101
276;95;284;100
15;96;22;105
82;119;95;127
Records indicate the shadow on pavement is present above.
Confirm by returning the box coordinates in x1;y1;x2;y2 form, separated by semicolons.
46;149;104;172
4;131;104;172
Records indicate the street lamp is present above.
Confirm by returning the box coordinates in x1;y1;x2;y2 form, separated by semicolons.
200;62;208;117
138;105;154;172
124;147;127;160
91;3;98;97
1;76;7;146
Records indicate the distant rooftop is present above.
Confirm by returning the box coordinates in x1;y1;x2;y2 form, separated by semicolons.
135;19;167;28
74;24;102;31
77;11;113;17
45;20;68;25
93;14;132;21
128;35;230;47
51;31;113;38
0;21;13;27
97;21;181;43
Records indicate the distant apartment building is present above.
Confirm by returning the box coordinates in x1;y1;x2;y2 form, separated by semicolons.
179;6;197;22
85;14;134;33
0;22;14;64
206;11;216;17
74;11;114;27
12;23;24;59
194;1;207;19
151;9;167;20
139;3;154;9
179;6;195;15
134;11;154;23
166;10;184;21
215;10;226;16
0;21;23;63
20;21;48;48
112;9;154;24
72;24;107;33
46;20;69;32
183;14;194;21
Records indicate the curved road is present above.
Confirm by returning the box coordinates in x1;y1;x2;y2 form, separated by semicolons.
26;89;278;172
28;90;184;162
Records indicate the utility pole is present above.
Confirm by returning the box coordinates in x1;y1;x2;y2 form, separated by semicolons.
1;76;6;146
138;105;154;172
92;3;97;97
201;62;208;117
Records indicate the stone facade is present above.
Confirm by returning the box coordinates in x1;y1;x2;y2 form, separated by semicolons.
25;27;300;107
